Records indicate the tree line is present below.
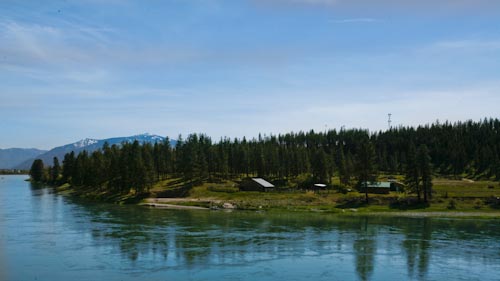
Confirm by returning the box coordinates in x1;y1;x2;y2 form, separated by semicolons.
30;118;500;201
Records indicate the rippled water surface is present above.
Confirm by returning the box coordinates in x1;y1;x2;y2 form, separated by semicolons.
1;175;499;280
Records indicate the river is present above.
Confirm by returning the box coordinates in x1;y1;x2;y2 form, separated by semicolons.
0;175;499;280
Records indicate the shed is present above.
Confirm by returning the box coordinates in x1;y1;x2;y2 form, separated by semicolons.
310;183;327;191
390;181;405;192
359;181;391;194
239;178;275;192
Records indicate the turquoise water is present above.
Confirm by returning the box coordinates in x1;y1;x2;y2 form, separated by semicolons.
1;175;499;281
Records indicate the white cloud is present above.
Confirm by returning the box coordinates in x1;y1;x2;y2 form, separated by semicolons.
429;39;500;52
290;0;338;4
254;0;500;15
329;18;381;23
294;86;500;132
271;0;339;5
0;20;111;70
0;20;201;68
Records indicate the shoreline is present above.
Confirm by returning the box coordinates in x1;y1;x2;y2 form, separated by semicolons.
140;202;210;210
346;211;500;219
139;197;500;218
27;178;499;219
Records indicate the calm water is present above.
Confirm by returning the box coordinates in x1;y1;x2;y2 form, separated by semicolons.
1;175;499;281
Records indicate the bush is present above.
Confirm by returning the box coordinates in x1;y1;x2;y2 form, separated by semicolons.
447;199;457;210
485;196;500;209
473;199;483;209
207;186;238;193
289;174;315;190
389;197;428;210
335;184;350;194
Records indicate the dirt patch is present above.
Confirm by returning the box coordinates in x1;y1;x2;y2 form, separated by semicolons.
140;202;209;210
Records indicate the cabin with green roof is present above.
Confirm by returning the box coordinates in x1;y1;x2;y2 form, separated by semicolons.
358;181;391;194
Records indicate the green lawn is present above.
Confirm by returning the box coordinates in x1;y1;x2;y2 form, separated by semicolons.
433;179;499;198
145;177;500;213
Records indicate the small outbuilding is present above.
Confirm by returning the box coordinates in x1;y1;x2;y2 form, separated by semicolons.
310;183;327;192
239;178;275;192
389;181;405;192
359;181;391;194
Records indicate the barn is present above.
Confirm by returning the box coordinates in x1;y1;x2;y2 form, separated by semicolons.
239;178;275;192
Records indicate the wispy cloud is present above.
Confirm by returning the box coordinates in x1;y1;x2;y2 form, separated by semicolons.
254;0;500;15
0;18;296;81
0;20;110;66
430;39;500;52
289;85;500;132
413;39;500;60
329;18;381;24
270;0;339;6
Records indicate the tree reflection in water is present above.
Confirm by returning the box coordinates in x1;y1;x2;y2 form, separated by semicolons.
354;217;376;281
61;197;500;279
402;218;431;280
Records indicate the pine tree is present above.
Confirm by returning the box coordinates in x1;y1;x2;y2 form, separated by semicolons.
89;151;104;190
355;141;377;203
51;157;61;184
417;144;432;203
338;146;350;185
62;151;75;183
405;142;421;201
30;159;45;182
312;148;330;183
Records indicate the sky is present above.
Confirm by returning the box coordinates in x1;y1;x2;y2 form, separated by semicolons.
1;0;500;149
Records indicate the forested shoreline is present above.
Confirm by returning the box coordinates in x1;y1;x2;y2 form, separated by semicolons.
30;118;500;200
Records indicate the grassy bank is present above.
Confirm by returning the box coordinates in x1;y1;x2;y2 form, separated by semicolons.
47;176;500;217
54;183;149;204
143;177;500;217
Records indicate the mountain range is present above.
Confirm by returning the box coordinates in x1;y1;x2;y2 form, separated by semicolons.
1;134;175;170
0;148;47;169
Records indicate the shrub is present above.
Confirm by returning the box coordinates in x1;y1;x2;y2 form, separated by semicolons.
485;196;500;209
473;199;483;209
289;174;314;189
207;186;238;193
336;184;350;194
447;199;457;210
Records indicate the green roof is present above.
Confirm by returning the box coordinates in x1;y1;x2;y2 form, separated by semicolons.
361;181;391;188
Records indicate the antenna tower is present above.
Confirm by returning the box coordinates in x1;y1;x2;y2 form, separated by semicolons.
388;113;392;129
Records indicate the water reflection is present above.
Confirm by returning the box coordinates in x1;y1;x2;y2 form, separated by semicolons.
401;219;431;280
354;218;376;281
5;178;498;280
61;197;500;279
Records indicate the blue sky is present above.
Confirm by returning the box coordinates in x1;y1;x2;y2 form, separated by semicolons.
1;0;500;149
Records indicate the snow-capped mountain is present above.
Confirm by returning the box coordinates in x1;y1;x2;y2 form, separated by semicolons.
15;134;176;169
73;138;99;148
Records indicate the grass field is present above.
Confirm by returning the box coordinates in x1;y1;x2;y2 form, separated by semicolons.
144;176;500;214
433;179;499;197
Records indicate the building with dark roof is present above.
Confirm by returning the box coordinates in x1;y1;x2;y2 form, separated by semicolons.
239;178;275;192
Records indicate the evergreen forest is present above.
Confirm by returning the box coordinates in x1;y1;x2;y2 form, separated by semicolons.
30;118;500;197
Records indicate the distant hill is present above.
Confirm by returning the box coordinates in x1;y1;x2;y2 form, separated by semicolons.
0;148;47;169
15;134;175;169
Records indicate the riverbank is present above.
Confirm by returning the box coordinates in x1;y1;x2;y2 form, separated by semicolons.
138;196;500;218
44;177;500;218
137;177;500;217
